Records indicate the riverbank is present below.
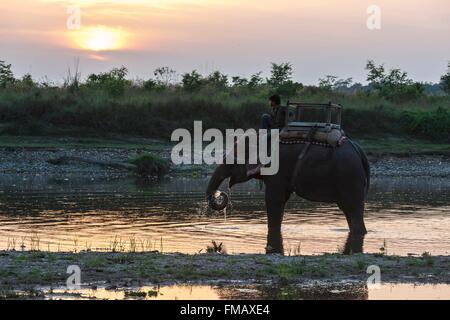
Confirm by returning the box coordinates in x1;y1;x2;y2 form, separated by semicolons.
1;135;450;180
0;251;448;296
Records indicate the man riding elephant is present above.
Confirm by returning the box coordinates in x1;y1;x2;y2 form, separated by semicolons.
207;98;370;255
261;94;287;130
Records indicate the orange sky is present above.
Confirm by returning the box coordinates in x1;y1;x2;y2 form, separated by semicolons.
0;0;449;84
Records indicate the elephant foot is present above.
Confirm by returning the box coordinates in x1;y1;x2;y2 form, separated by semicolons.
265;245;284;255
342;232;365;255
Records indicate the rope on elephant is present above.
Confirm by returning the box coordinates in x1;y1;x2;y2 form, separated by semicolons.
280;140;332;147
280;136;348;148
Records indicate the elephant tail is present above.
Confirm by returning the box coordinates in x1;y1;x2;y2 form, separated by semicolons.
348;139;370;195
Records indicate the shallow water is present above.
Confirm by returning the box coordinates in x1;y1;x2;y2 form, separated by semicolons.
31;283;450;300
0;176;449;255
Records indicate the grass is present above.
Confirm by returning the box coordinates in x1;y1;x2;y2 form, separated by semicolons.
206;241;227;254
85;256;109;269
0;134;170;150
0;133;449;157
0;251;447;291
128;153;170;177
4;235;164;255
0;85;449;144
406;252;435;267
357;136;450;156
0;86;449;156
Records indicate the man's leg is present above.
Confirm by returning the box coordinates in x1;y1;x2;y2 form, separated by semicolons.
261;113;273;130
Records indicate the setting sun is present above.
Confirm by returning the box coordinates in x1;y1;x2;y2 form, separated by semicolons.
70;26;128;52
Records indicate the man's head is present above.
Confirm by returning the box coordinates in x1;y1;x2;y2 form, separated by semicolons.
269;94;281;108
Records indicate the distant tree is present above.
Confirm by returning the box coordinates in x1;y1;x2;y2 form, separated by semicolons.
347;82;366;94
143;79;158;91
365;60;424;100
181;70;203;92
267;63;301;97
0;60;15;88
153;67;177;87
318;75;353;91
268;62;293;87
18;74;36;88
366;60;386;90
205;71;228;88
440;61;450;94
231;76;248;87
86;66;131;96
248;72;263;89
422;82;446;96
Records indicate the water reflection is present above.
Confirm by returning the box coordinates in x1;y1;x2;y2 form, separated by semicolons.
0;176;449;255
37;283;450;300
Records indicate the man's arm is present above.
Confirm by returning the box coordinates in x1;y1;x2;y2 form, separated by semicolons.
273;106;287;129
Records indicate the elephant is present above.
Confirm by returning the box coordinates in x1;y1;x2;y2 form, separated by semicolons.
206;137;370;254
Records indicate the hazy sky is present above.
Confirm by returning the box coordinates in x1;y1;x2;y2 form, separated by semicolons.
1;0;449;84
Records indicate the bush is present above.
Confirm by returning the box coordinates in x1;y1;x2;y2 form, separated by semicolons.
182;70;203;92
440;61;450;94
366;60;425;101
0;60;15;88
205;71;228;89
402;107;450;142
342;105;402;136
85;66;131;96
129;153;169;177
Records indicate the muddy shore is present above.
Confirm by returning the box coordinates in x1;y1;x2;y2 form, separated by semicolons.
0;251;448;294
1;147;449;180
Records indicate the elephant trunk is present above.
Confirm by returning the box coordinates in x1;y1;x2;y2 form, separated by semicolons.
206;164;231;211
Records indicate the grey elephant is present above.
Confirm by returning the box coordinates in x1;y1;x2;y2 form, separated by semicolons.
206;136;370;254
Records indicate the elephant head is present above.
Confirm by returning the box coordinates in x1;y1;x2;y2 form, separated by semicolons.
206;133;265;210
206;163;257;210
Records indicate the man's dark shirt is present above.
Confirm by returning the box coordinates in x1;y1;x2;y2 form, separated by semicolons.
271;105;287;129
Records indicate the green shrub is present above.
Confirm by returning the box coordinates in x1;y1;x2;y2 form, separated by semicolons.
0;60;15;88
366;60;425;101
182;70;203;92
440;61;450;94
129;153;169;177
85;66;131;96
402;107;450;142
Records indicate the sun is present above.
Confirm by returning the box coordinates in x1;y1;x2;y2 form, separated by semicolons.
70;26;128;52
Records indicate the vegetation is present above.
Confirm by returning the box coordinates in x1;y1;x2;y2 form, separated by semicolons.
0;251;447;292
128;153;170;177
206;241;227;254
0;61;15;88
0;59;449;143
365;60;425;101
440;62;450;94
85;66;131;96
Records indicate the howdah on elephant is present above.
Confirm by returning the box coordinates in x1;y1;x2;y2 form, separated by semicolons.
206;135;370;254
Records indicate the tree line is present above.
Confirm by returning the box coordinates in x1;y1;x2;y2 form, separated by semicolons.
1;59;450;101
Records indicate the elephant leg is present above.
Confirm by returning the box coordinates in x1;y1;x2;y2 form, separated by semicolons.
342;232;365;254
338;197;367;235
338;200;367;254
265;186;289;255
